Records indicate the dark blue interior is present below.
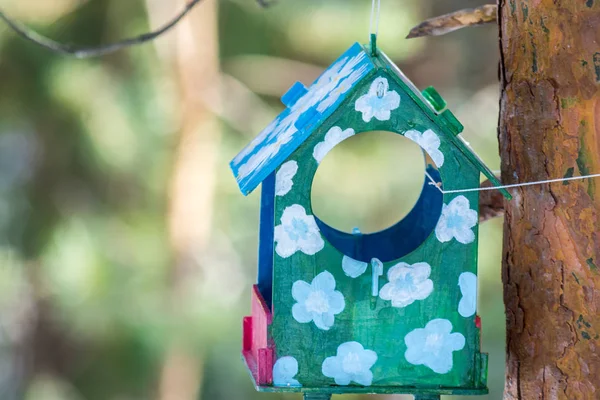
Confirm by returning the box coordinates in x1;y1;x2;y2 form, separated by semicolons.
314;165;443;263
257;172;275;308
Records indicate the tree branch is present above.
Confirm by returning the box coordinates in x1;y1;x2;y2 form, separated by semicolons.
407;4;497;39
255;0;276;7
0;0;272;58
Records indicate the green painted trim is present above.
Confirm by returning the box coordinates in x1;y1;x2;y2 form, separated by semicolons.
422;87;447;113
370;33;377;56
479;353;489;387
448;135;511;200
304;394;332;400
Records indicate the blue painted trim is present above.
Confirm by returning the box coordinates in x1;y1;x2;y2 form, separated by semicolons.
315;166;443;263
281;82;308;108
257;172;275;308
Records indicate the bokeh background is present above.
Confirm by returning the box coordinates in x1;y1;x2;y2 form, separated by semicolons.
0;0;505;399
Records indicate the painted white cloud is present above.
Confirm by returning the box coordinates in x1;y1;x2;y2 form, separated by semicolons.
379;262;434;308
404;319;466;374
236;115;298;182
236;142;277;183
232;119;278;167
404;129;445;167
274;204;324;258
273;356;301;387
292;271;345;331
355;77;400;122
458;272;477;318
275;160;299;197
435;195;478;244
322;341;377;386
316;52;368;112
313;126;355;164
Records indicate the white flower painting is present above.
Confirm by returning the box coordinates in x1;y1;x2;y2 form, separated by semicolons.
404;129;445;167
273;356;301;387
322;341;378;386
292;271;345;331
458;272;477;318
275;160;298;196
341;255;368;278
435;196;478;244
379;262;434;308
355;77;400;123
274;204;324;258
313;127;355;164
404;319;466;374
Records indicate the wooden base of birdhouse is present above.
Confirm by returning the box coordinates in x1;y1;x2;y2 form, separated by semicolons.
302;395;443;400
300;393;445;400
251;385;487;396
300;395;444;400
245;379;488;397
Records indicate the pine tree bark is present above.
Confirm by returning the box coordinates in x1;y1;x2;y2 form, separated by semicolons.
499;1;600;399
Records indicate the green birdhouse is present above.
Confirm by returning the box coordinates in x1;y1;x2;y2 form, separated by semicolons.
230;42;510;400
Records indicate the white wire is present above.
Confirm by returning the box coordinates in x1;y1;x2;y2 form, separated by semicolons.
424;171;600;194
369;0;382;37
376;0;381;36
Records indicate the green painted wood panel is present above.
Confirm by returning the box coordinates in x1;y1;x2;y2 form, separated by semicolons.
269;70;487;394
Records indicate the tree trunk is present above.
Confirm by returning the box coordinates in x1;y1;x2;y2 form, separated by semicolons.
499;1;600;399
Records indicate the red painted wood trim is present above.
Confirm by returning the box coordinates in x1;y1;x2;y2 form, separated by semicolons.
242;285;275;386
257;347;274;385
252;285;272;324
251;285;272;362
243;316;252;351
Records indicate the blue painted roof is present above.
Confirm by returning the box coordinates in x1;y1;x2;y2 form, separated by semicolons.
230;43;374;195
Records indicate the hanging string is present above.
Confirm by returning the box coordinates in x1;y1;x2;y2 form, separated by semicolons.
369;0;382;55
369;0;382;38
424;170;600;194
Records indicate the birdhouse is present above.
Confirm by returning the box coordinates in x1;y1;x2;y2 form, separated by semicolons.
230;42;511;400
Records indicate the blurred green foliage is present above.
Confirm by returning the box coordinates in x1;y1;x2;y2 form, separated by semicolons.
0;0;505;399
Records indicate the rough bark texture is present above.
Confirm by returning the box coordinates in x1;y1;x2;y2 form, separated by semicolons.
499;1;600;399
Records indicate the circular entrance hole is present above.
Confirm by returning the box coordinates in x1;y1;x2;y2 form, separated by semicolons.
310;130;426;234
310;130;444;262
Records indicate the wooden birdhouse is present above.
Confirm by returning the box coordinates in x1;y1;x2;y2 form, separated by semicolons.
230;42;511;400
